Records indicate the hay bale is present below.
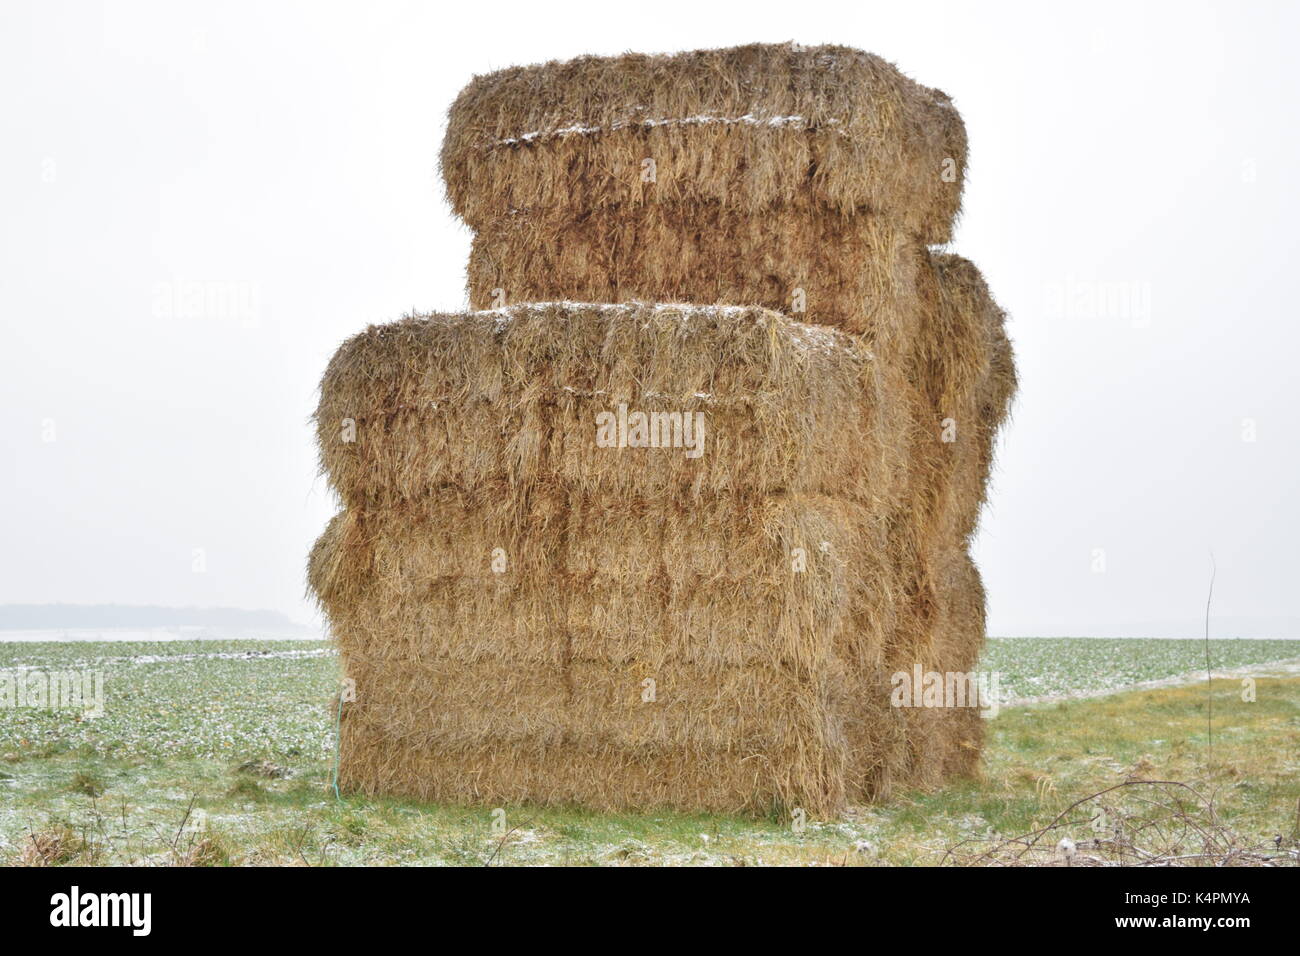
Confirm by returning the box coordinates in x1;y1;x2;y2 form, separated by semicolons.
930;548;988;779
313;491;889;815
441;42;966;244
466;204;923;339
338;732;842;815
927;254;1017;550
444;44;956;368
314;302;892;509
441;51;970;722
312;493;890;664
876;254;1015;789
876;251;995;664
892;252;1014;633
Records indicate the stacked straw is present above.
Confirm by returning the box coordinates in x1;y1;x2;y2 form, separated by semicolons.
311;304;894;814
310;42;1015;814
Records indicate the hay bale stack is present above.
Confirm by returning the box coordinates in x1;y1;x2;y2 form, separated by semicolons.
442;42;963;356
312;302;903;814
309;42;1016;813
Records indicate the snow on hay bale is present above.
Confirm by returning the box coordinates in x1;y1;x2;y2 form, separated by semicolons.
314;302;892;508
442;43;964;342
463;204;924;339
441;42;966;243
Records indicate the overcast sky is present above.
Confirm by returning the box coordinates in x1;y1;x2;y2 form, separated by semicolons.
2;0;1296;637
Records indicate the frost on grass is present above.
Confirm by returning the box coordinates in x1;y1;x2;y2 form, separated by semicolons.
0;644;337;763
981;637;1300;702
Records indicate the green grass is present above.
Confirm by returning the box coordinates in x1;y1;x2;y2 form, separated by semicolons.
2;638;1297;866
0;644;334;761
982;637;1300;700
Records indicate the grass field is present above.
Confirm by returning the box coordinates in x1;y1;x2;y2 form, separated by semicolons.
2;638;1297;866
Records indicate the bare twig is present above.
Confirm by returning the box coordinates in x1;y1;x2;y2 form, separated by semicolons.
943;778;1293;867
486;816;537;867
1204;553;1216;767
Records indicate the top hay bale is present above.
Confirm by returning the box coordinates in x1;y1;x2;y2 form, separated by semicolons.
441;42;967;244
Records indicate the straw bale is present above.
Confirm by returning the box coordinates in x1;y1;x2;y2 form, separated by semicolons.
314;302;890;509
465;204;923;339
312;490;886;814
442;42;966;243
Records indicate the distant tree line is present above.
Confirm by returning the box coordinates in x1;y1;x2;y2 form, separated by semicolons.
0;604;306;630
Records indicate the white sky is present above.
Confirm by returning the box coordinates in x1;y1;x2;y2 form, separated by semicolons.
2;0;1297;637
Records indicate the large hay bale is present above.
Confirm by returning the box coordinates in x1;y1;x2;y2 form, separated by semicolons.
307;247;1014;819
465;204;923;339
314;302;894;509
311;495;891;668
336;733;840;815
441;42;966;243
876;250;993;685
312;491;889;815
926;254;1017;551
